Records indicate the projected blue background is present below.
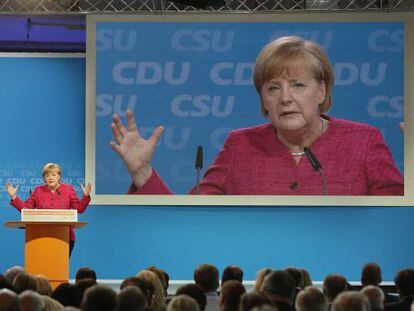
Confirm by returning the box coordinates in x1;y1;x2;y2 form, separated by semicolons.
95;21;404;194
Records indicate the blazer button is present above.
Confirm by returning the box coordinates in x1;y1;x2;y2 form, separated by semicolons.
289;181;299;190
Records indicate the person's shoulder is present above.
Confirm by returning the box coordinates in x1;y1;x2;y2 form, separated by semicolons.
329;117;379;135
59;184;75;191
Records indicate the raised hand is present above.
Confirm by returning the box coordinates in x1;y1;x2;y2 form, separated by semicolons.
110;109;164;187
4;183;19;199
80;182;92;197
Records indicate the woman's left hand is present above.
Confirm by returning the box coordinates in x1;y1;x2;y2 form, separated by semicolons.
80;182;92;197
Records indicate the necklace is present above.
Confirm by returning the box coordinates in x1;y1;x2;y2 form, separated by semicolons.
290;117;328;156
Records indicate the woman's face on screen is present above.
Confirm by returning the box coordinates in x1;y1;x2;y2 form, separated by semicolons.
261;69;326;134
44;170;61;189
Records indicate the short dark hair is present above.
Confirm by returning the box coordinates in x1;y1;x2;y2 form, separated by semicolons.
240;292;273;311
285;267;302;288
262;270;295;301
361;263;382;286
117;286;146;311
75;278;97;304
75;267;97;283
394;268;414;297
220;280;246;311
82;285;118;311
323;275;348;301
52;283;81;307
221;266;243;284
176;284;207;311
120;276;154;307
194;264;219;293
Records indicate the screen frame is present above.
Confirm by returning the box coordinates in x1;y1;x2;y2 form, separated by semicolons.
86;12;414;206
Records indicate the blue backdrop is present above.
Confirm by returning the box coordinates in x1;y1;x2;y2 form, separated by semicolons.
0;56;412;282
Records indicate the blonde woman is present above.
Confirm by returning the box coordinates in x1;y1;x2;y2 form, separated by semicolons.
137;270;166;311
5;163;91;256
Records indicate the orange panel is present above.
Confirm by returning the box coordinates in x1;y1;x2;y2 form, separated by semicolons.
25;224;69;289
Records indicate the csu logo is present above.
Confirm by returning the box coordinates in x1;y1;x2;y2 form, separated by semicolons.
367;30;403;53
171;30;235;52
97;29;138;51
367;95;403;118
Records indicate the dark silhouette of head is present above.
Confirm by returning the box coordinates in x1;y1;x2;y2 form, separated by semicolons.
323;274;348;303
221;266;244;285
194;264;219;293
176;284;207;311
361;263;382;287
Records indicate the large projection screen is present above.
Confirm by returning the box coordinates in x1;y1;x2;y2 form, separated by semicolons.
86;12;414;206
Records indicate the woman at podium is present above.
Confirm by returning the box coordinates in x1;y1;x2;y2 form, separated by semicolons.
4;163;91;256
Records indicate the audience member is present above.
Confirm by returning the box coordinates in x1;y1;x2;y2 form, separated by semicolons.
36;275;52;296
262;270;295;311
323;274;348;308
219;280;246;311
43;294;64;311
332;291;370;311
52;282;81;307
0;288;19;311
295;287;328;311
4;266;24;285
194;264;220;311
299;269;313;289
385;269;414;311
0;275;13;291
19;290;45;311
239;292;273;311
75;267;97;283
361;285;384;311
147;266;168;296
167;295;200;311
137;269;166;311
75;278;97;305
221;266;244;285
176;283;207;311
81;285;118;311
121;276;154;309
12;271;38;294
117;286;146;311
361;262;398;304
254;268;272;292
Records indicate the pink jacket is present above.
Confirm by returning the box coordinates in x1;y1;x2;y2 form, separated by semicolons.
129;117;403;195
11;183;90;240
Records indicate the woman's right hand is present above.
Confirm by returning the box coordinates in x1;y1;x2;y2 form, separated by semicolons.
110;109;164;187
4;183;18;200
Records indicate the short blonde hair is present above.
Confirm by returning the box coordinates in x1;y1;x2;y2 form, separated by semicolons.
253;36;334;115
41;163;62;178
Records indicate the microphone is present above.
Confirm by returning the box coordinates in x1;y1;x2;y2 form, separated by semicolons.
195;145;203;195
304;147;327;195
56;189;61;196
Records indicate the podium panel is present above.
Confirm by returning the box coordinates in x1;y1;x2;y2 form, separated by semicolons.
5;221;87;289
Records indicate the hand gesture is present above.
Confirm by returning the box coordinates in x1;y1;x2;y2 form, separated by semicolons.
110;109;164;187
80;182;92;197
4;183;19;199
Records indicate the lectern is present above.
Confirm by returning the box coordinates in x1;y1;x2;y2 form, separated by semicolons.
5;221;87;289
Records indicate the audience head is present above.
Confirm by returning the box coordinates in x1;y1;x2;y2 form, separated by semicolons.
4;266;24;285
146;266;168;296
117;286;146;311
62;307;81;311
300;269;313;288
395;268;414;298
137;269;165;311
176;283;207;311
43;295;64;311
285;267;302;288
19;290;45;311
360;285;384;311
167;295;200;311
240;292;273;311
194;264;219;293
82;285;118;311
295;287;328;311
0;288;19;311
219;280;246;311
332;291;370;311
221;265;244;285
12;271;38;294
75;267;97;283
254;268;272;292
121;276;154;309
323;274;348;303
0;275;13;291
52;282;81;307
36;275;52;296
361;263;382;287
75;278;97;304
262;270;295;303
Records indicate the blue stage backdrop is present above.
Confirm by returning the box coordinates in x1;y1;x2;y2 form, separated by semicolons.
0;56;413;282
94;21;404;195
